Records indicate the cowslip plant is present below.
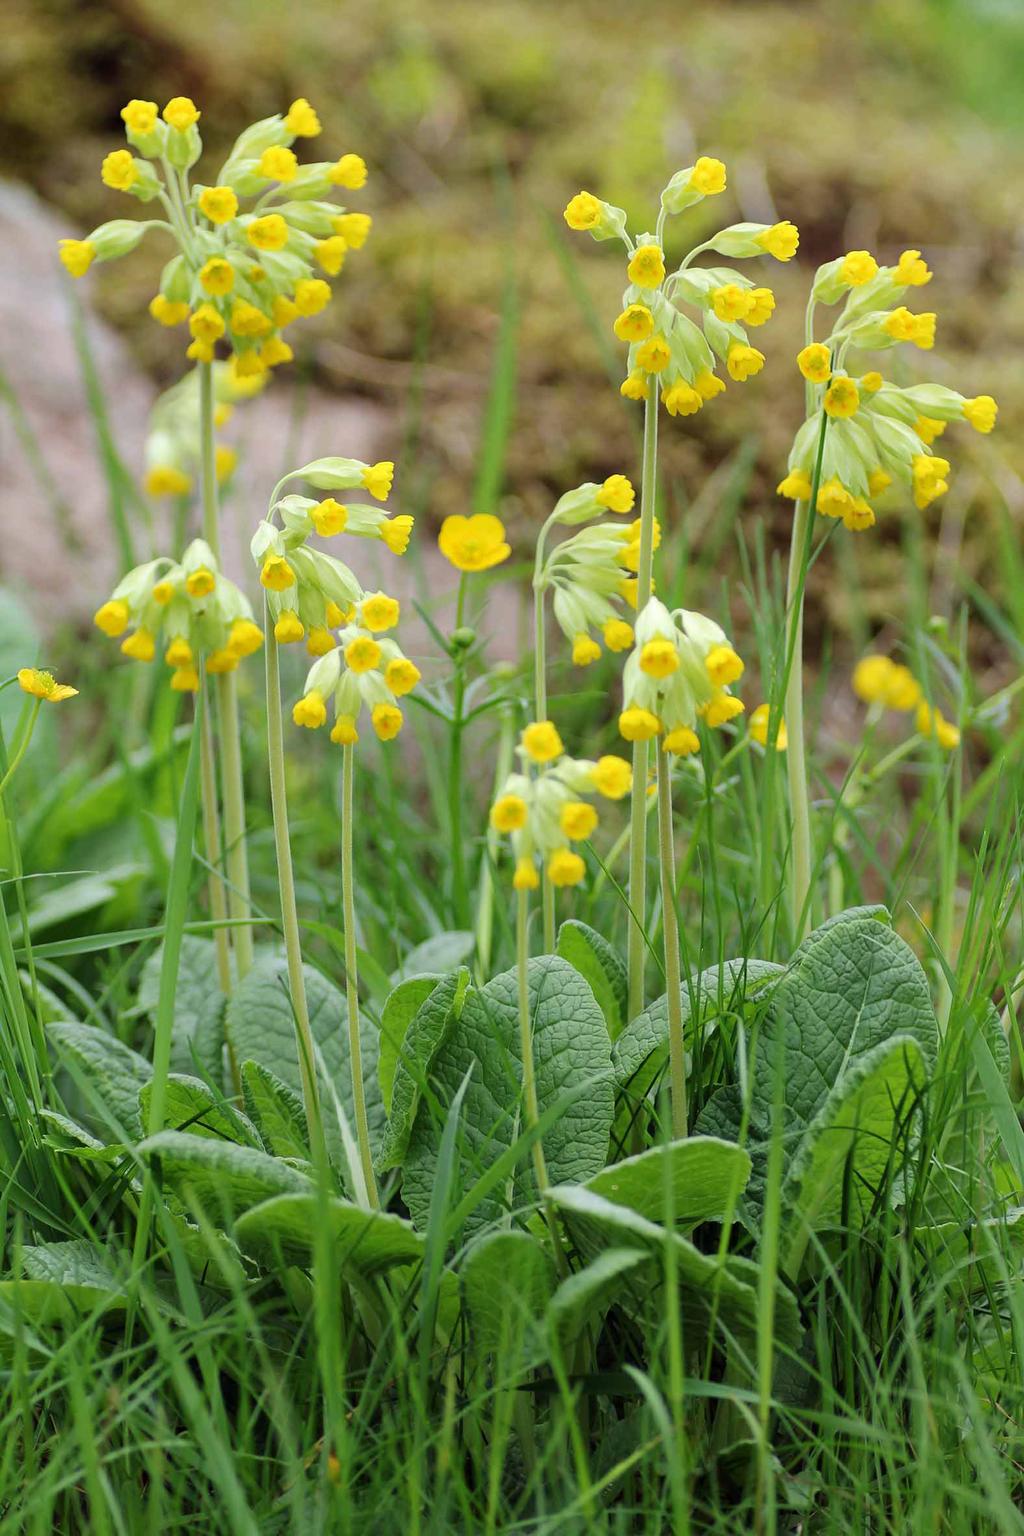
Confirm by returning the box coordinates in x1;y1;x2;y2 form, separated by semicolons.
254;454;410;1205
142;361;263;502
564;157;798;1019
777;246;998;939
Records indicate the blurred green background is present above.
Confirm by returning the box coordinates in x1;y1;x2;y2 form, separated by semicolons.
3;0;1024;658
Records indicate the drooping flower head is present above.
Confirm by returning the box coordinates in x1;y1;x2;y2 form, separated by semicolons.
533;476;639;667
291;604;420;744
564;159;798;421
618;596;745;751
778;248;997;531
141;361;262;498
93;540;263;690
491;724;633;890
59;96;372;386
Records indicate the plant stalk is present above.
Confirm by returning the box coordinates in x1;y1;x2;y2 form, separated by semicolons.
342;742;380;1209
657;749;687;1138
448;574;469;928
783;494;813;944
264;619;327;1163
198;360;254;979
516;886;566;1272
626;378;659;1018
533;571;557;953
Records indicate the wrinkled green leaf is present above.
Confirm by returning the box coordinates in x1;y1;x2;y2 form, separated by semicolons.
241;1060;310;1160
393;931;474;982
461;1230;555;1356
782;1036;927;1273
377;971;467;1172
48;1021;151;1141
402;957;613;1236
582;1137;750;1232
138;935;225;1081
234;1192;424;1273
547;1247;650;1358
557;919;628;1038
138;1130;309;1220
614;960;782;1140
378;976;440;1114
139;1074;261;1147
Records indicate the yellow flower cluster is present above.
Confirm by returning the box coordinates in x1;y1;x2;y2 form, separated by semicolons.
59;96;371;387
292;604;420;744
779;248;997;531
533;476;641;666
564;160;798;421
853;653;960;750
490;723;633;889
92;540;262;690
252;454;410;653
618;597;745;751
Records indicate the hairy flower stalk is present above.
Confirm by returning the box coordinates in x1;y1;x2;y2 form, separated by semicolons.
342;741;380;1208
657;750;687;1137
199;361;255;979
626;381;659;1016
265;622;327;1164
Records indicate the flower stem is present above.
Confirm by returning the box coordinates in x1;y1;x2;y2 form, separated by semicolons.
533;566;557;952
626;379;659;1019
448;574;469;928
783;495;813;944
198;361;254;980
264;620;327;1164
475;696;516;979
198;676;237;1083
342;742;380;1209
0;699;40;800
657;749;687;1139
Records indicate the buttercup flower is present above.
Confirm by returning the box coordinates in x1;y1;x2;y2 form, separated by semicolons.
439;514;511;573
18;668;78;703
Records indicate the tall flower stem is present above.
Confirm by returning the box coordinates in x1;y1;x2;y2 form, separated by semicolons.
626;379;660;1019
531;539;559;954
657;750;687;1138
342;742;380;1209
197;677;237;1081
198;361;254;980
783;496;814;945
264;620;327;1165
448;574;470;929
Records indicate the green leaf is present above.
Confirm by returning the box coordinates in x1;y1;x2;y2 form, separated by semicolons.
139;1075;261;1147
782;1037;927;1273
48;1021;151;1141
0;1240;126;1330
392;931;475;982
557;919;628;1038
138;935;225;1081
241;1061;310;1160
697;910;939;1210
581;1137;750;1233
548;1184;800;1348
402;956;613;1236
224;954;384;1163
377;971;467;1172
613;960;782;1139
378;976;440;1113
460;1230;555;1356
546;1248;650;1358
137;1130;309;1221
233;1193;424;1274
